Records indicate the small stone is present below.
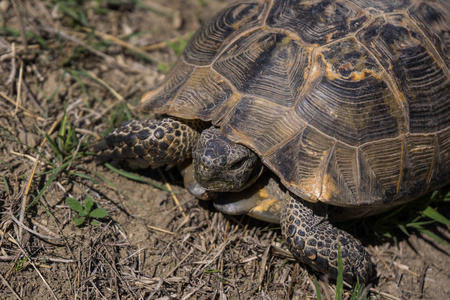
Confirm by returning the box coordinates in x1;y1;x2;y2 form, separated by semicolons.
0;1;10;12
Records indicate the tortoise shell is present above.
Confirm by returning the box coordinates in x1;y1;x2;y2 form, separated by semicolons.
142;0;450;208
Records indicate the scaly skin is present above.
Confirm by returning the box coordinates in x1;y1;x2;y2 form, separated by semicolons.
281;195;372;284
96;118;205;169
192;127;264;192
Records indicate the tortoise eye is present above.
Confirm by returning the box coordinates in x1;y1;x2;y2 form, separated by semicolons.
230;159;245;170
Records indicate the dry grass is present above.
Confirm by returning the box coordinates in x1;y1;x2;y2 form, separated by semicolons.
0;0;449;299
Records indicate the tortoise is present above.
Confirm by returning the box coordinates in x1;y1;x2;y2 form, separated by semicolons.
97;0;450;284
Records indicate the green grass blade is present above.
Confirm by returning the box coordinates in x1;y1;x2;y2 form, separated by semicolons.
443;190;450;201
422;206;450;226
350;280;364;300
69;172;99;184
27;168;62;209
104;163;171;192
313;276;322;300
42;130;63;161
134;0;172;16
406;220;438;227
2;176;10;195
408;224;449;245
335;243;343;300
59;111;68;150
419;228;449;246
397;224;410;236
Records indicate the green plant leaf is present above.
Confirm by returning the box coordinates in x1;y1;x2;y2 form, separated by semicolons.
84;195;94;213
66;197;84;213
90;220;100;226
73;217;85;226
90;207;108;218
79;211;89;217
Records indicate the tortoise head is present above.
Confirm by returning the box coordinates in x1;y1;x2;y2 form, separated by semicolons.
192;127;264;192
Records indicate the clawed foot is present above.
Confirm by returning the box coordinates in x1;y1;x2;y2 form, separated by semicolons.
282;195;372;284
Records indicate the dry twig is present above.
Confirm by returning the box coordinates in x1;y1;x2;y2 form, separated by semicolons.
0;272;23;300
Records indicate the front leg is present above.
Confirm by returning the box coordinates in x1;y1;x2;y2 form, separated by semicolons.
96;117;205;169
281;195;372;284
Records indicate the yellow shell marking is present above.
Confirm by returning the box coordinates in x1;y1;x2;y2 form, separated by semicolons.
250;198;281;214
258;189;269;199
320;173;339;202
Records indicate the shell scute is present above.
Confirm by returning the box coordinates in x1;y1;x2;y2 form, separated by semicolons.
296;53;406;146
219;97;306;154
357;138;404;205
165;67;235;121
408;1;450;69
264;126;336;202
213;31;311;107
267;0;368;45
357;15;450;133
183;1;268;65
141;59;195;114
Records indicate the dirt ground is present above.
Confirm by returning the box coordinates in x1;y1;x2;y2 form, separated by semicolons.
0;0;449;299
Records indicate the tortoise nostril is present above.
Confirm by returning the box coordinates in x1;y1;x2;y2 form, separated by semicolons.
200;163;209;171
